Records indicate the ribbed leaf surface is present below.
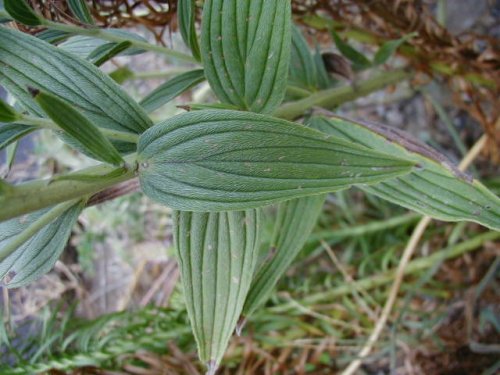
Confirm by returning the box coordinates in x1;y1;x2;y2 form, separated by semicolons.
173;209;260;370
67;0;95;25
200;0;291;113
0;27;152;136
310;116;500;230
243;195;326;318
137;110;414;211
0;201;83;288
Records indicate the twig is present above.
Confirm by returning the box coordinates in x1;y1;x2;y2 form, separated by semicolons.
341;134;487;375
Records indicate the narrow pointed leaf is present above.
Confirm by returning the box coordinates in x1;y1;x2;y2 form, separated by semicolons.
35;29;71;44
174;209;260;370
310;116;500;230
0;200;83;288
59;34;146;62
0;123;36;150
89;40;133;66
201;0;292;113
137;110;414;211
243;195;326;318
178;0;201;61
68;0;95;25
331;30;371;69
4;140;17;174
4;0;42;26
140;69;205;113
0;28;152;137
373;32;416;66
33;89;124;166
0;98;20;122
289;25;317;90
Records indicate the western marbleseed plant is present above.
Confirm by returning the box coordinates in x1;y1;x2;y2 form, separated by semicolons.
0;0;499;373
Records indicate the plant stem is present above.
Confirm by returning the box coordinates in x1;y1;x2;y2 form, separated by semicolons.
271;230;500;313
0;157;137;222
19;115;139;143
274;69;412;120
42;20;197;64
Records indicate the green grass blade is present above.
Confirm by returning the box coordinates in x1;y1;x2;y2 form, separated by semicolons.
310;116;500;230
174;209;260;372
137;110;414;211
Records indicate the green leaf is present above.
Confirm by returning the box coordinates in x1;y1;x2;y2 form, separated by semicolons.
331;30;371;69
289;25;317;90
314;44;333;89
68;0;95;25
32;89;124;166
0;27;152;137
4;0;42;26
108;66;135;84
89;41;133;66
0;123;36;150
310;116;500;230
140;69;205;113
178;0;201;61
200;0;292;113
36;29;71;44
0;200;83;288
373;32;417;66
243;195;326;319
0;98;20;122
4;140;17;174
0;0;12;23
173;209;260;371
137;110;414;211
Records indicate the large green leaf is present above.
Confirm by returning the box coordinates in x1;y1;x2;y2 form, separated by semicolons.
140;69;205;113
174;209;260;372
310;116;500;230
0;200;83;288
178;0;201;61
0;27;152;136
243;195;326;319
200;0;291;113
137;110;414;211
